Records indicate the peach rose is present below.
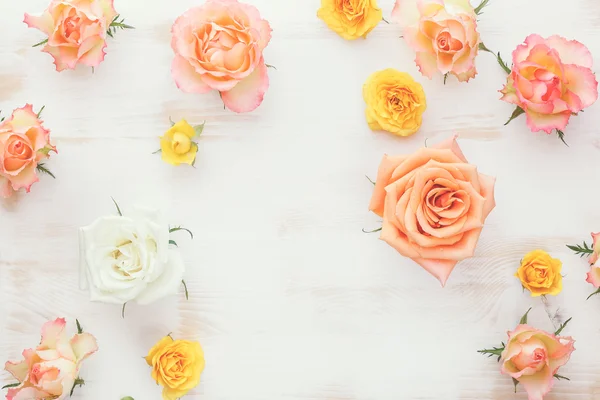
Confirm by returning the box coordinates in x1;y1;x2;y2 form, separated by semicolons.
4;318;98;400
171;0;272;113
369;136;495;285
0;105;56;198
392;0;480;82
24;0;118;71
501;325;575;400
586;232;600;287
500;34;598;134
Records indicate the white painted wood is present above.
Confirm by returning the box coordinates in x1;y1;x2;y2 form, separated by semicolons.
1;0;600;399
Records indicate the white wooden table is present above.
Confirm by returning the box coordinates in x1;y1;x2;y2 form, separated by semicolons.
2;0;600;399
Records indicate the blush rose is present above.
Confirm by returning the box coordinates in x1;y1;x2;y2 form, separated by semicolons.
585;232;600;288
24;0;118;71
171;0;272;113
500;34;598;133
392;0;481;82
369;136;495;285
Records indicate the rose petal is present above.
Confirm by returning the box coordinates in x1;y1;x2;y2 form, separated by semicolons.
412;257;458;286
24;12;54;35
525;109;571;134
369;155;407;217
135;250;186;305
517;366;554;400
563;64;598;110
545;35;594;69
391;0;421;28
221;60;269;113
77;38;107;68
172;55;213;94
433;134;468;162
586;265;600;288
414;51;439;79
70;333;99;361
39;318;67;350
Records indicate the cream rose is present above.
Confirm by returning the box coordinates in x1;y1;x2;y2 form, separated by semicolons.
79;206;185;305
369;136;496;285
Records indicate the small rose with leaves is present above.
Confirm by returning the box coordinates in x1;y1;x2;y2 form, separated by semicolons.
479;309;574;400
567;233;600;299
158;119;204;166
79;199;192;315
0;105;56;198
24;0;133;71
3;318;97;400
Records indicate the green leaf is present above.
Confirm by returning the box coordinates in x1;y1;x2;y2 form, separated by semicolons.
365;175;376;185
36;105;45;119
567;241;594;257
479;43;511;74
170;226;194;239
152;149;162;154
443;73;448;85
38;145;54;156
474;0;491;15
519;308;532;325
70;377;85;397
556;130;569;147
76;319;83;334
36;163;56;179
554;374;570;381
477;344;505;362
169;116;176;127
33;38;48;48
182;280;189;300
1;383;20;389
169;240;178;247
381;17;389;24
504;107;525;126
111;197;123;216
554;317;572;336
265;64;277;70
107;14;134;38
193;122;206;136
587;287;600;300
512;378;519;393
121;303;127;319
362;227;382;234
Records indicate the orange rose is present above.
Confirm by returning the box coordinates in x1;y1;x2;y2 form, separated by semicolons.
369;136;495;285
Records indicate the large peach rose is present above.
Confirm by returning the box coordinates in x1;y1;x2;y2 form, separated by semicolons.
500;34;598;134
0;105;56;198
392;0;480;82
4;318;98;400
501;325;575;400
171;0;272;113
369;136;495;285
24;0;118;71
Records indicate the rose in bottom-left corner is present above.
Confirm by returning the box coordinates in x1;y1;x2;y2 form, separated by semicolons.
3;318;98;400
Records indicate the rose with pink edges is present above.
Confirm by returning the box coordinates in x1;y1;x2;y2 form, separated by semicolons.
0;105;56;198
171;0;272;113
501;34;598;137
584;233;600;297
3;318;98;400
24;0;132;71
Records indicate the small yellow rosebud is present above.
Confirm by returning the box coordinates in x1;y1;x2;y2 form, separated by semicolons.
159;119;198;166
516;250;563;297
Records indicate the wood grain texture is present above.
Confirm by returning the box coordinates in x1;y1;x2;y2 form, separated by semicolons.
2;0;600;399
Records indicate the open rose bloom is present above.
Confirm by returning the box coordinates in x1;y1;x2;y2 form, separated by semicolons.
501;35;598;134
4;318;98;400
369;136;495;286
392;0;480;82
585;232;600;288
501;325;575;400
171;0;272;113
24;0;118;71
0;105;56;198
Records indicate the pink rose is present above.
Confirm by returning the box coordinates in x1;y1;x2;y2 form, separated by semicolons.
392;0;480;82
171;0;272;113
0;105;56;198
500;34;598;134
4;318;98;400
500;324;575;400
24;0;118;71
586;232;600;287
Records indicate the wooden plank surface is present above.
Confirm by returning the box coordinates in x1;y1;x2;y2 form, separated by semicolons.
2;0;600;398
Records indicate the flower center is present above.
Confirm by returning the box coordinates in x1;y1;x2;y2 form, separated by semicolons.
171;132;192;155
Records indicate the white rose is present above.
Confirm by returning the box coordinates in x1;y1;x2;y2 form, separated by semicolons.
79;206;185;305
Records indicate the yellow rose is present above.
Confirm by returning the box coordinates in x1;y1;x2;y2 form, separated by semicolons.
516;250;563;297
160;119;200;166
317;0;382;40
363;69;427;136
145;336;205;400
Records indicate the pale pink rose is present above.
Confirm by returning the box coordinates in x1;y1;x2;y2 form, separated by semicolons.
586;232;600;287
24;0;118;71
391;0;480;82
4;318;98;400
0;105;56;198
500;324;575;400
171;0;272;113
500;34;598;134
368;136;496;286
